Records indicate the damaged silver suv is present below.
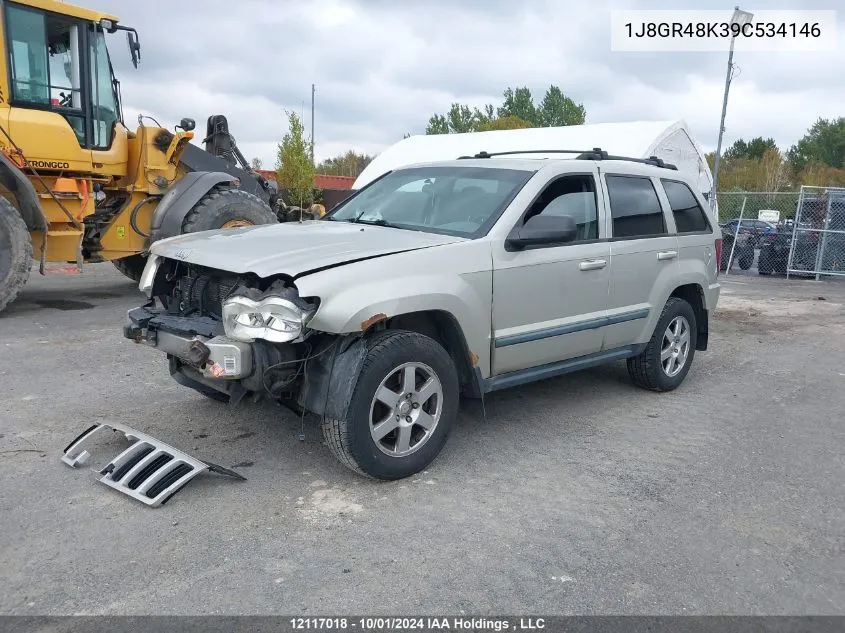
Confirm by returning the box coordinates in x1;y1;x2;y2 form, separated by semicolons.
125;150;721;479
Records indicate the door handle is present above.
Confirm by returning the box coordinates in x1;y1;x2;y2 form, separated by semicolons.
579;259;607;271
657;250;678;261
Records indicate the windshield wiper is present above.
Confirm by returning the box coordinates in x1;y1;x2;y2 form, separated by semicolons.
344;210;394;227
345;209;367;223
354;217;392;227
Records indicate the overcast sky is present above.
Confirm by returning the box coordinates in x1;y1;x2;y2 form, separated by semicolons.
89;0;843;167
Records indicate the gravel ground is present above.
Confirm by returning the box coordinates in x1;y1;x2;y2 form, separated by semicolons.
1;264;843;615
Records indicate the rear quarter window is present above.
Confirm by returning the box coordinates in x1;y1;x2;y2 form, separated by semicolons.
661;179;711;233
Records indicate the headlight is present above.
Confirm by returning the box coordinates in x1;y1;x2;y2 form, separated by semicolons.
138;254;160;297
222;295;316;343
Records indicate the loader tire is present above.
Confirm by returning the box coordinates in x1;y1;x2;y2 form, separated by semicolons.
112;254;147;282
0;198;32;314
181;186;276;234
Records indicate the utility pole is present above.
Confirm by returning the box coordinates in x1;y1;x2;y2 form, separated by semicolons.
711;6;754;213
711;35;735;204
311;83;315;166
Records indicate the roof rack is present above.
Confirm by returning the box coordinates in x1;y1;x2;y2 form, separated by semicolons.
457;147;678;170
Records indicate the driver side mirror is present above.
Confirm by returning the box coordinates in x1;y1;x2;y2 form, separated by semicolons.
505;214;577;250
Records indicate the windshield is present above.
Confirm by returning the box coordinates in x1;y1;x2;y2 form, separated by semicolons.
327;166;534;238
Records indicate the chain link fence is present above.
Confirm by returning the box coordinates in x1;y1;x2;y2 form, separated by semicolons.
715;188;845;279
787;186;845;279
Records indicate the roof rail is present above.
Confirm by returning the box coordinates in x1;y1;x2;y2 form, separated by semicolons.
458;147;678;170
457;149;597;159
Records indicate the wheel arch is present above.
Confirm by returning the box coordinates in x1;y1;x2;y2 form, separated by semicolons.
148;171;237;243
669;283;708;350
297;309;483;421
0;153;47;232
379;310;483;398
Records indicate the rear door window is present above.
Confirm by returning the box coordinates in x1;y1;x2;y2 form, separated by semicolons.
605;175;666;238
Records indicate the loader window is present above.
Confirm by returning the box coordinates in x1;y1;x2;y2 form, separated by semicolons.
6;5;50;104
89;28;118;149
5;4;86;144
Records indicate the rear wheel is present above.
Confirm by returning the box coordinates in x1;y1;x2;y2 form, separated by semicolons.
627;297;697;392
181;186;276;234
0;198;32;314
758;247;774;275
322;330;459;480
112;254;147;282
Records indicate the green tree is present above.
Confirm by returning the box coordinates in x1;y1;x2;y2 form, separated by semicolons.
498;87;537;125
425;103;495;135
316;150;373;177
425;113;451;135
536;85;586;127
788;117;845;172
425;85;585;135
476;115;532;132
276;110;315;206
723;137;779;161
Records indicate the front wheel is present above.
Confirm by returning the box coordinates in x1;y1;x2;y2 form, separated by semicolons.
0;198;32;314
627;297;697;392
181;186;277;234
322;330;459;480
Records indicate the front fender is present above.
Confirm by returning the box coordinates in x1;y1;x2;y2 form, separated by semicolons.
148;171;236;243
297;267;493;378
0;152;47;232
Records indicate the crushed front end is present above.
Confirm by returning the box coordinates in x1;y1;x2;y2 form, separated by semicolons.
124;255;324;406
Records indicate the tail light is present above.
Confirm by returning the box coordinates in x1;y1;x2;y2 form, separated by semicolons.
714;238;723;276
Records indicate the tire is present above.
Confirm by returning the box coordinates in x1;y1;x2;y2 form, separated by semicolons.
0;198;32;314
627;297;697;393
719;236;733;271
112;254;147;282
758;249;773;275
322;330;459;480
181;186;276;234
738;246;754;270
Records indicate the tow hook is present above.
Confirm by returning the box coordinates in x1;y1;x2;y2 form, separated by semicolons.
185;340;211;368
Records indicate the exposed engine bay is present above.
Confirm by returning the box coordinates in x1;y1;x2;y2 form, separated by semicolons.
124;257;343;410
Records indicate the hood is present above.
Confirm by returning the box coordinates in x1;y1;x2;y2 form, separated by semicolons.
150;220;465;278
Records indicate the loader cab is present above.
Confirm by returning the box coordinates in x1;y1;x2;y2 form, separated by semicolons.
0;1;133;173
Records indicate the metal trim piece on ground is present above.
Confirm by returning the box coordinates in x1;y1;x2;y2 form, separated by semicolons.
62;422;245;507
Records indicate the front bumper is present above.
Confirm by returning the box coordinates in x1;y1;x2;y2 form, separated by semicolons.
123;306;252;379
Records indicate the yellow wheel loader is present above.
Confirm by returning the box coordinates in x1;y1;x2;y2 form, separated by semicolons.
0;0;280;313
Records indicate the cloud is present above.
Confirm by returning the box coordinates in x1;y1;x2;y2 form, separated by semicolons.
86;0;844;166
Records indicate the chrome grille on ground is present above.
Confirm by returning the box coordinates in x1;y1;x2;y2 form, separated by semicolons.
62;422;246;507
